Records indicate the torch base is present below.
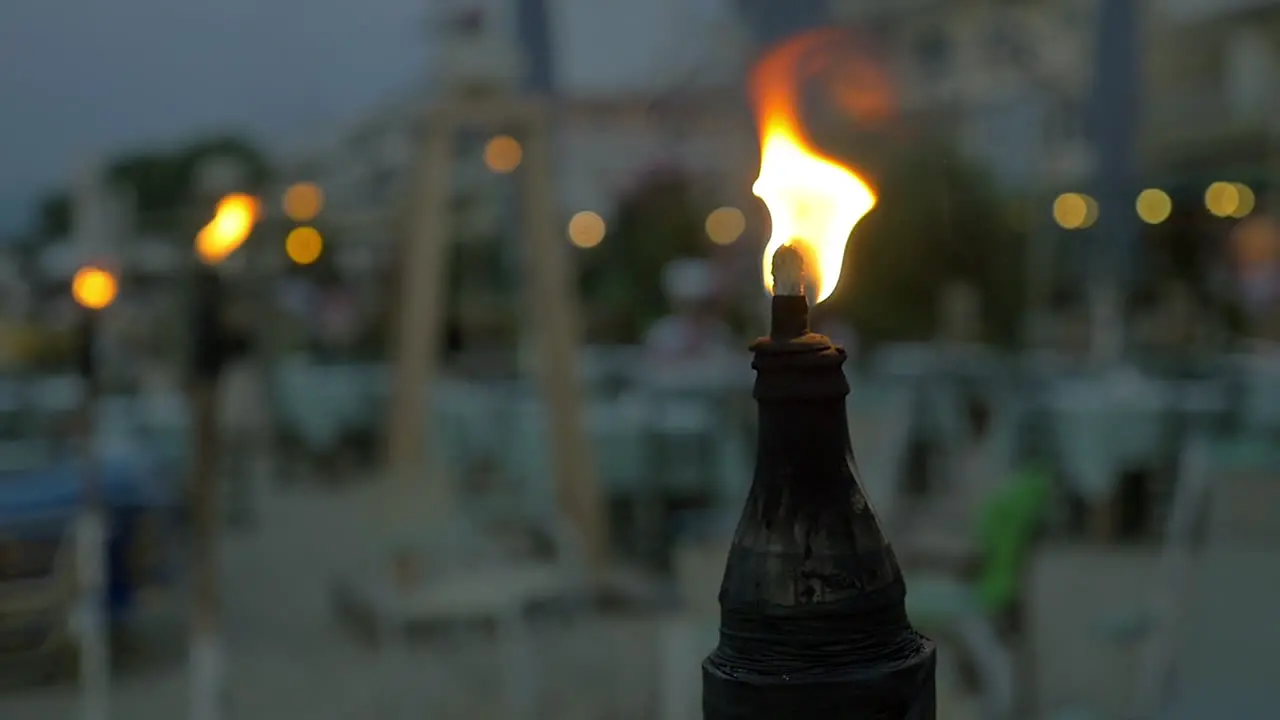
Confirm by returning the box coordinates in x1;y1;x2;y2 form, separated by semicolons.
701;639;937;719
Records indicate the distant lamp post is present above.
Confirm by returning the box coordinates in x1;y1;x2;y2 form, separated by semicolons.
68;162;123;720
188;157;257;720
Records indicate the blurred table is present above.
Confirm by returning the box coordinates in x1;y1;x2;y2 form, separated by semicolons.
1046;370;1228;505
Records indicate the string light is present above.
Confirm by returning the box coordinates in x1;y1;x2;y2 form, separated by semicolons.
1135;189;1172;225
283;182;325;222
1053;193;1098;230
286;226;324;265
705;207;747;245
567;211;606;248
484;135;523;174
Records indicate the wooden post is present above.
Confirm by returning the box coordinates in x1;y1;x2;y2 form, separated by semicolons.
519;110;606;573
187;264;233;720
386;110;456;524
385;98;605;571
70;163;114;720
188;373;223;720
75;315;109;720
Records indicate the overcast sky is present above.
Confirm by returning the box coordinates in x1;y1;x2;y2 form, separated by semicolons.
0;0;430;234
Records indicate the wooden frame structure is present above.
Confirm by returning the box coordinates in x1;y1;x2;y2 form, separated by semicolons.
385;97;606;572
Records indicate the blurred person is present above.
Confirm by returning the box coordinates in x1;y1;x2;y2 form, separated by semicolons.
319;279;359;356
642;258;735;370
1230;215;1280;334
937;281;983;345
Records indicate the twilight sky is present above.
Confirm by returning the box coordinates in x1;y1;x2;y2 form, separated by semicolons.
0;0;429;234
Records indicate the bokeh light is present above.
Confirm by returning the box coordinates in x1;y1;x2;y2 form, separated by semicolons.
567;211;606;248
705;207;747;245
71;266;118;310
1135;189;1172;225
483;135;523;174
283;182;325;222
197;193;260;264
286;226;324;265
1230;183;1256;219
1205;181;1254;218
1053;193;1097;230
1231;215;1279;268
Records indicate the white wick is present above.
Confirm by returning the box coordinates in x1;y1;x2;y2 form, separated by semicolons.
771;244;806;297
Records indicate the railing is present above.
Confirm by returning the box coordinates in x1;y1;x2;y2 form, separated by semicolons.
1131;433;1214;719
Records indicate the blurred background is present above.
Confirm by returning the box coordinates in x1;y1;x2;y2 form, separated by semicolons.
0;0;1278;718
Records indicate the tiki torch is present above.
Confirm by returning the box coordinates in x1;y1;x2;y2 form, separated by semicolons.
69;161;123;720
701;31;935;718
188;187;258;720
71;265;117;720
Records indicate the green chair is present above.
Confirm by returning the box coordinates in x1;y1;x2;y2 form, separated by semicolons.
906;464;1053;630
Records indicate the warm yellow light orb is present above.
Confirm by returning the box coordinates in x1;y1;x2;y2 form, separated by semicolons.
705;207;746;245
1135;189;1172;225
71;266;118;310
282;182;324;222
1230;183;1256;219
567;211;606;248
197;192;260;264
1053;193;1097;230
483;135;523;174
1205;181;1241;218
285;226;324;265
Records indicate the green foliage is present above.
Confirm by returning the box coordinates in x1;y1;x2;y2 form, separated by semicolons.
827;134;1026;346
579;170;709;342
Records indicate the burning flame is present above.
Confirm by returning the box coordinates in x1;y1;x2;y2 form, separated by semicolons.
752;30;879;303
196;193;260;264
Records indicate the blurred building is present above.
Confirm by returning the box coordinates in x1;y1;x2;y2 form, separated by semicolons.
1146;0;1279;191
273;0;757;277
827;0;1098;190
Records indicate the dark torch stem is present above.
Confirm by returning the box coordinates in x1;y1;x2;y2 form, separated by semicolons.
702;247;936;718
189;264;236;720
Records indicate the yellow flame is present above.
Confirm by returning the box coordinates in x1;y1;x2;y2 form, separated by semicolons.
196;193;260;264
751;31;878;303
71;266;118;310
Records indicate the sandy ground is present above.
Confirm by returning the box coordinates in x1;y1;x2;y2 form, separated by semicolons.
0;481;672;720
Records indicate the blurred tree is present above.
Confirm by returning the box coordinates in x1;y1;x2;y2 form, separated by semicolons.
826;135;1026;346
29;134;272;239
579;169;709;343
34;192;73;237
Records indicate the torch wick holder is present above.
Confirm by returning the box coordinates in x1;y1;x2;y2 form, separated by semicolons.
768;294;810;342
754;295;847;400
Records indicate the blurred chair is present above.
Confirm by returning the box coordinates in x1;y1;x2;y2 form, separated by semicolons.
904;465;1053;719
273;356;382;479
1027;544;1162;719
